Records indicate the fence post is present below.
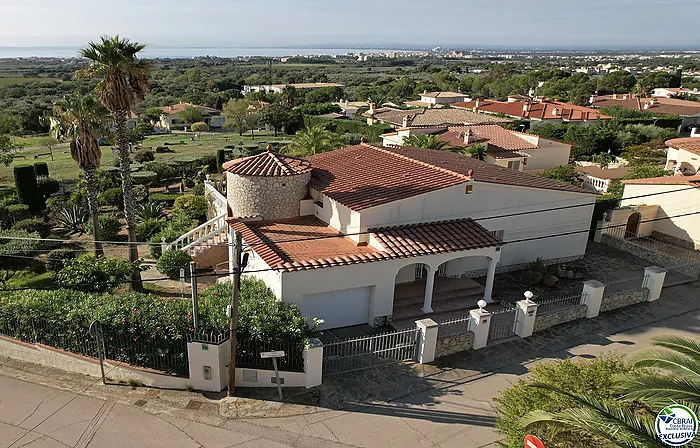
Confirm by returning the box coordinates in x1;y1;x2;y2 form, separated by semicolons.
415;318;438;364
594;220;605;243
303;338;323;388
514;298;538;338
470;308;491;350
644;266;667;302
582;280;605;318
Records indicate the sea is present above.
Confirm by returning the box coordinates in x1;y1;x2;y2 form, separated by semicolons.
0;47;411;59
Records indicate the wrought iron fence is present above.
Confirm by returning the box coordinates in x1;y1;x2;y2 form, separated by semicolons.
487;306;517;343
603;276;647;297
535;293;586;316
0;311;97;357
437;315;471;338
236;338;305;372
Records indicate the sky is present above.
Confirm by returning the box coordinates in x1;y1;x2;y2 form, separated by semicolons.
0;0;698;49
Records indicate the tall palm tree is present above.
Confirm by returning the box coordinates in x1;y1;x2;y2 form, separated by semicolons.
617;335;700;411
402;134;448;150
77;35;151;290
49;93;110;257
286;125;343;156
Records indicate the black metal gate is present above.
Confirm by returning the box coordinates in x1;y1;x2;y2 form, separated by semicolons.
488;307;517;343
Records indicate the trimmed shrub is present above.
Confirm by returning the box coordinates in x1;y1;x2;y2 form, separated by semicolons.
200;154;217;174
190;122;209;132
46;248;78;273
134;149;155;163
149;192;182;206
156;250;192;279
13;165;43;213
146;161;179;181
87;215;122;241
56;255;139;293
6;204;30;224
173;194;207;221
216;149;226;173
69;187;88;208
98;187;124;210
148;227;182;259
136;218;165;241
12;218;52;238
45;195;68;212
36;176;60;199
33;162;49;177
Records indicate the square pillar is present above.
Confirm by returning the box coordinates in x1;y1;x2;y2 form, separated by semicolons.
593;220;604;243
470;308;491;350
187;340;228;392
644;266;667;302
582;280;605;318
415;318;438;364
483;257;497;303
422;267;436;313
514;299;538;338
303;338;323;388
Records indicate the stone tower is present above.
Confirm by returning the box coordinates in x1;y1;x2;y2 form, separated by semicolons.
222;148;312;220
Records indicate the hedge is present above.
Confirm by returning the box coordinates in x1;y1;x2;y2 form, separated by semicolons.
33;162;49;177
149;192;183;206
13;165;43;213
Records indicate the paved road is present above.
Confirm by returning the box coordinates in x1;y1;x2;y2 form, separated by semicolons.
1;306;697;448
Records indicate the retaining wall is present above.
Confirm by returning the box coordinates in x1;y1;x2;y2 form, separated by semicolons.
533;304;588;332
601;235;680;268
435;331;474;359
600;289;649;313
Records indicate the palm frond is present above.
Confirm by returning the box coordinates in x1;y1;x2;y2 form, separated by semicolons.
632;351;700;379
649;335;700;361
616;373;700;409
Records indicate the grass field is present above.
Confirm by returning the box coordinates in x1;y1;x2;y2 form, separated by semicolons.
0;131;287;186
0;77;62;86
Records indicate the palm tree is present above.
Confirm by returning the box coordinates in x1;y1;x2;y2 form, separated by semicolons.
522;383;664;448
402;134;448;150
616;336;700;411
77;35;151;290
452;142;486;160
49;93;110;257
286;125;343;156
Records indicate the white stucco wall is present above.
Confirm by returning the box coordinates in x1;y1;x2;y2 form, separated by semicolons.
311;192;363;243
665;147;700;174
622;184;700;247
522;139;572;171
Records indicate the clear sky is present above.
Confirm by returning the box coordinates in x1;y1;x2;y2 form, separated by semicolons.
0;0;698;49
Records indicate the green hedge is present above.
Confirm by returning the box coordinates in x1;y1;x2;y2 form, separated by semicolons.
13;165;43;213
149;192;183;206
33;162;49;177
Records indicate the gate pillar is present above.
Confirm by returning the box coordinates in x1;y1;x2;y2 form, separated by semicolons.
470;307;492;350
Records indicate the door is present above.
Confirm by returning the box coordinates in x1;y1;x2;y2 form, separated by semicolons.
302;286;372;329
625;212;641;239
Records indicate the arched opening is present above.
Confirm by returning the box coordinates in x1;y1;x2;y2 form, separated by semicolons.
625;212;641;239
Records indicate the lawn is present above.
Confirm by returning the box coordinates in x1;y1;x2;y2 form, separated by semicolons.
0;131;288;187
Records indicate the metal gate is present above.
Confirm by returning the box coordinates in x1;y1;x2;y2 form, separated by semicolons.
488;306;517;343
664;262;700;288
322;328;420;376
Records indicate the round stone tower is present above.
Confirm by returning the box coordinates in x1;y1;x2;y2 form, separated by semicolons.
223;147;312;220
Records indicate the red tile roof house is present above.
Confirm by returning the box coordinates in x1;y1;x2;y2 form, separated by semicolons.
452;98;611;125
209;145;596;330
591;94;700;134
158;102;225;131
381;124;572;172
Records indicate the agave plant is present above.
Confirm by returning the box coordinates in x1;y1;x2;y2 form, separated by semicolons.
56;205;89;234
135;202;166;222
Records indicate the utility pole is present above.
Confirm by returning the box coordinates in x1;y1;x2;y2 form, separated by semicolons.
227;231;242;397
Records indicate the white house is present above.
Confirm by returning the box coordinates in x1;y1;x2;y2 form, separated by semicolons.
158;102;225;131
579;166;631;193
243;82;345;95
216;145;596;330
405;91;471;108
652;87;700;98
665;137;700;175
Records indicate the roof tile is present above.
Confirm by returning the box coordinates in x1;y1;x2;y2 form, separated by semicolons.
223;151;312;176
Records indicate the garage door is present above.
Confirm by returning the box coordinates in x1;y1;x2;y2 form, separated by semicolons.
301;286;372;329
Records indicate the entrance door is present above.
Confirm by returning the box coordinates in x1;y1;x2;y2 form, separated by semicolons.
625;212;641;239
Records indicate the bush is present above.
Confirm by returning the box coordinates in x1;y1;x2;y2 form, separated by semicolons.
190;122;210;132
146;161;179;180
33;162;49;177
70;187;88;208
36;176;60;199
46;248;78;273
13;165;43;213
55;205;88;234
199;154;218;174
98;187;124;210
149;192;182;206
6;204;30;224
87;215;122;241
12;218;52;238
45;195;69;213
136;218;165;241
134;149;155;163
173;194;207;220
156;250;192;279
216;149;226;172
56;255;140;293
148;226;183;259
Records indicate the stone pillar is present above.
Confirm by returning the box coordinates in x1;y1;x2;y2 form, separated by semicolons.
594;220;604;243
422;267;436;313
514;300;538;338
187;339;228;392
582;280;605;318
415;318;439;364
644;266;667;302
483;258;497;303
470;308;492;350
303;338;323;389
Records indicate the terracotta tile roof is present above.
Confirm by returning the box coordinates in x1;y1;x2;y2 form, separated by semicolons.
223;151;312;177
622;174;700;186
453;100;610;121
666;137;700;156
420;91;467;99
367;107;509;127
484;146;530;159
591;96;700;117
229;216;501;272
308;145;471;210
578;166;631;180
160;102;220;116
441;125;538;150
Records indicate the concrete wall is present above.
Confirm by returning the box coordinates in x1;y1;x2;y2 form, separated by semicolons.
522;138;572;171
227;171;311;220
600;289;649;313
435;331;474;359
600;235;688;268
533;304;588;332
666;147;700;174
604;205;660;239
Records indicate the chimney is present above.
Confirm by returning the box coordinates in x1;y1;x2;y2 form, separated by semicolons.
474;99;482;108
551;107;559;116
589;96;595;105
368;102;376;114
423;89;427;95
643;103;650;110
464;129;475;144
649;99;655;106
622;94;628;100
612;94;617;99
523;103;529;113
402;115;410;127
691;127;699;137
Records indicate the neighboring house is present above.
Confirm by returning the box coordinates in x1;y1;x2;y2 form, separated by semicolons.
405;91;471;108
591;95;700;134
334;100;367;118
243;82;345;95
578;165;631;193
102;111;137;134
213;144;596;330
452;98;611;125
380;124;572;172
664;137;700;175
652;87;700;98
158;102;225;130
364;105;510;127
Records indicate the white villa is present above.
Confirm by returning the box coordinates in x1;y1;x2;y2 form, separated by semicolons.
405;91;471;108
665;137;700;175
158;102;225;131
